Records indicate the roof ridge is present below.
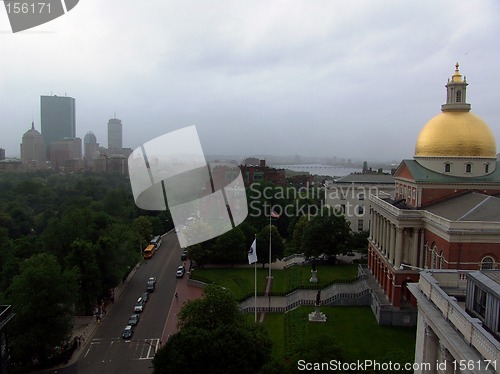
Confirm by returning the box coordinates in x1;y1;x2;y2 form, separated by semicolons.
457;195;495;221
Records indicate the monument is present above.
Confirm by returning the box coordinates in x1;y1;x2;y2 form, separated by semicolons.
308;290;327;322
309;261;318;283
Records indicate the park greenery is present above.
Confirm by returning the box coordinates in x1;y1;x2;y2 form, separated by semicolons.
152;284;273;374
0;171;172;367
0;171;369;369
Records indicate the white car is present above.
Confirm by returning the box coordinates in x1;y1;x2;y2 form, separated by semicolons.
176;265;185;278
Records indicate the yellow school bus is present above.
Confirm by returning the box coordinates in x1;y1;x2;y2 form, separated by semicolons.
143;244;156;259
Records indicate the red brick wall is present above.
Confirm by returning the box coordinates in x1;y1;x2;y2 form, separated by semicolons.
423;230;500;269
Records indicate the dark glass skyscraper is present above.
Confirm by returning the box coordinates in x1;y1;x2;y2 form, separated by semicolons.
40;95;76;148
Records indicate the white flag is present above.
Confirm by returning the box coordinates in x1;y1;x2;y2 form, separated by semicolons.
248;239;257;264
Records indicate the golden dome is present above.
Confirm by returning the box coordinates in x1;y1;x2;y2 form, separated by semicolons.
415;111;497;157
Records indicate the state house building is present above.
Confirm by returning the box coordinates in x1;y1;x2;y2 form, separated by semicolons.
367;64;500;321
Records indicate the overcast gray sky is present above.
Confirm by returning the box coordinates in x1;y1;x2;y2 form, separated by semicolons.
1;0;499;162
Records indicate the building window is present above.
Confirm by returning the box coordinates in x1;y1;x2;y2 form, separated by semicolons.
445;163;451;173
485;164;489;173
473;286;487;318
341;204;346;214
432;246;438;269
456;90;462;102
357;206;364;215
439;251;445;269
357;219;364;232
358;193;364;201
465;163;472;173
424;242;429;268
481;256;495;270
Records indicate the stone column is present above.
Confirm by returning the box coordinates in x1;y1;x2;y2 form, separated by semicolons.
438;343;454;374
422;324;438;374
369;208;374;239
380;218;385;254
419;230;425;269
377;213;381;247
389;224;396;264
384;220;392;258
394;227;403;269
412;228;419;266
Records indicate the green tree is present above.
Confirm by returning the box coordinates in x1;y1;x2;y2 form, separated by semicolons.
64;239;101;314
7;253;78;365
213;227;246;265
132;216;153;244
256;225;285;268
186;244;211;269
350;230;369;253
291;215;309;253
300;209;351;259
238;222;258;248
152;284;272;374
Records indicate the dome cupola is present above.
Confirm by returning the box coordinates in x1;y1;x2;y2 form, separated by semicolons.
414;64;496;177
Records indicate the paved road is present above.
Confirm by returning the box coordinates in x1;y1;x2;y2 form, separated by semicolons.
68;231;184;374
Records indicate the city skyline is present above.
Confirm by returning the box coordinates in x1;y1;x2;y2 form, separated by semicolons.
1;1;500;161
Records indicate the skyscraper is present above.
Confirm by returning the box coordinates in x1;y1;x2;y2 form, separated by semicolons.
20;122;46;165
84;131;98;170
108;117;122;150
40;95;76;148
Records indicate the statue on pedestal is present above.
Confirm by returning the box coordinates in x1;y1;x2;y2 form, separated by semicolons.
309;289;327;322
310;261;318;283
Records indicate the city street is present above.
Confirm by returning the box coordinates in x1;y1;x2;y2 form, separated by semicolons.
44;231;185;374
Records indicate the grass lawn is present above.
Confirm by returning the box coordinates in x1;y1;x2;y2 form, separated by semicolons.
192;264;359;300
265;306;416;366
193;266;416;370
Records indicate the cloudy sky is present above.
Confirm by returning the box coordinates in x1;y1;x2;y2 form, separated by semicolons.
1;0;499;162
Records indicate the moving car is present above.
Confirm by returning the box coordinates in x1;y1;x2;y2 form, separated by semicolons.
147;281;155;292
176;265;185;278
128;314;140;326
134;297;145;312
122;325;133;339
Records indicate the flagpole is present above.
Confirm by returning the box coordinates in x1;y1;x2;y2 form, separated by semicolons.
269;210;272;280
254;250;257;323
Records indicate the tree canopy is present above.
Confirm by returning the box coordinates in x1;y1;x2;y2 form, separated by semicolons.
152;284;272;374
7;253;78;365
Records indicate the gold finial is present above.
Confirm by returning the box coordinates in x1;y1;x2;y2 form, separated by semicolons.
452;62;462;82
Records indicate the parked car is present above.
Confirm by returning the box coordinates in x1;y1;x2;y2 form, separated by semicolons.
147;281;155;292
122;325;133;339
141;292;149;302
134;297;145;312
128;314;140;326
181;250;188;261
176;265;185;278
148;277;157;285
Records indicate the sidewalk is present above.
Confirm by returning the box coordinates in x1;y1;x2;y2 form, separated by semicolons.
161;273;204;342
38;264;141;372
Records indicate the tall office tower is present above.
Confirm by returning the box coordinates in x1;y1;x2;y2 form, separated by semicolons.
108;117;122;150
20;122;46;164
0;148;5;160
40;95;76;148
84;131;98;169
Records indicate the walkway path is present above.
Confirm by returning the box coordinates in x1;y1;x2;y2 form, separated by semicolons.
161;273;204;343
